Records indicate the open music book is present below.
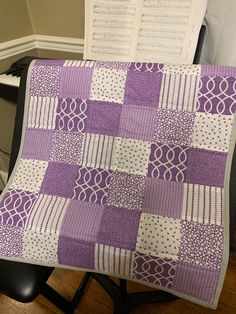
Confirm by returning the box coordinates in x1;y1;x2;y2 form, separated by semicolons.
84;0;207;64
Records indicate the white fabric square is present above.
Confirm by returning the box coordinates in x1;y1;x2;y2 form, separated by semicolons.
182;183;223;225
136;213;181;260
95;244;135;278
90;68;127;103
23;231;58;264
26;195;70;234
81;133;115;169
27;96;58;129
111;137;150;176
192;112;234;152
11;159;48;193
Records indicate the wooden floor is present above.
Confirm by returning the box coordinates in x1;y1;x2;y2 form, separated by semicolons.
0;257;235;314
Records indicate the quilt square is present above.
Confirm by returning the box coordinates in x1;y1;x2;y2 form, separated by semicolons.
111;138;150;176
40;162;79;198
95;244;135;278
143;178;184;218
27;97;58;129
197;76;236;115
107;171;145;210
86;100;121;136
26;195;70;234
182;184;223;225
22;128;53;161
11;159;48;193
173;262;220;303
23;231;58;264
0;224;23;258
128;63;164;73
124;70;163;107
90;68;127;103
30;65;61;97
72;167;112;205
97;206;141;250
191;112;233;152
153;109;195;146
58;239;95;269
148;143;188;182
136;213;181;260
50;131;85;165
0;189;37;229
55;98;88;132
60;66;93;98
81;133;115;169
158;71;200;112
178;221;223;270
132;252;176;288
60;200;104;242
186;148;227;187
118;105;157;141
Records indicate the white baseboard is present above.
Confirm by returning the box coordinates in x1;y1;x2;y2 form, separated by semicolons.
0;35;84;61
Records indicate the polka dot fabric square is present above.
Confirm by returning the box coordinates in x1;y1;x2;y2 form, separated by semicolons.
111;137;150;176
90;68;127;103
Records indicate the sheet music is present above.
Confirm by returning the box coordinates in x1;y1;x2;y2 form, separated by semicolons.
84;0;207;63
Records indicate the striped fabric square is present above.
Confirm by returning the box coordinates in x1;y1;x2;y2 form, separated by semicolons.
118;105;156;141
143;178;184;218
182;184;223;225
81;133;115;169
60;66;93;98
60;200;104;242
25;195;70;235
159;66;200;112
95;244;135;278
22;128;53;161
173;262;220;304
27;96;58;129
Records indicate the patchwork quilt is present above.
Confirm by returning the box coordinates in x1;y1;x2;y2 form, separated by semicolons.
0;60;235;308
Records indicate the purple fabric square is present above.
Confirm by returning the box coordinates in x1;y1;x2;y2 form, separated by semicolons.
124;70;163;107
148;143;188;182
85;100;121;136
143;178;184;218
128;63;164;73
72;166;112;205
35;60;65;66
30;65;61;97
40;162;79;198
60;200;104;242
0;189;37;228
153;109;195;146
107;171;145;210
173;262;220;303
0;224;23;258
132;252;176;288
58;238;95;269
22;128;53;161
178;220;223;269
60;66;93;98
118;105;156;141
197;76;236;115
186;148;227;187
55;98;88;132
97;206;141;250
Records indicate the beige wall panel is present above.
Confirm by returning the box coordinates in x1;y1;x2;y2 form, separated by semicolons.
27;0;85;39
0;0;33;43
37;49;83;60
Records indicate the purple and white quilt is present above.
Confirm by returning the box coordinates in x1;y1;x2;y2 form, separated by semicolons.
0;60;235;308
